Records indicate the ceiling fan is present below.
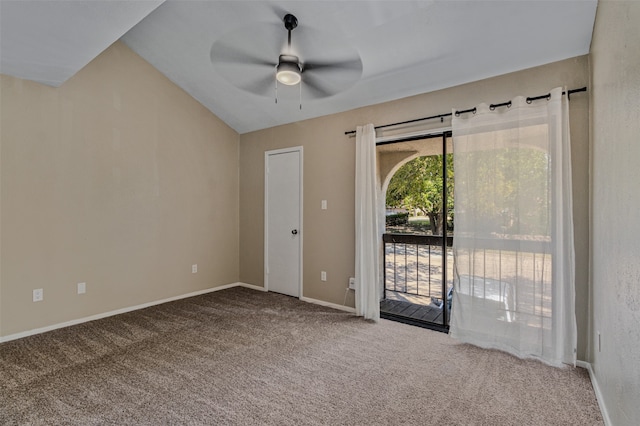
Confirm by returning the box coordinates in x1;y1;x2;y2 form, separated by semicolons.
210;13;363;101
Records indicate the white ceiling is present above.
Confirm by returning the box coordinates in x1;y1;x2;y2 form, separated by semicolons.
0;0;164;87
1;1;597;134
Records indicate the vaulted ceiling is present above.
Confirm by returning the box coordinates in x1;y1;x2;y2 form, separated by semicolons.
0;0;164;86
0;1;597;134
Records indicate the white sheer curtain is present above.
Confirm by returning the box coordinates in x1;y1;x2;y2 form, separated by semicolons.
450;87;576;367
355;124;380;321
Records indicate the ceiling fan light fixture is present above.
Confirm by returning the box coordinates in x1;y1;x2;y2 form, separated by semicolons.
276;61;301;86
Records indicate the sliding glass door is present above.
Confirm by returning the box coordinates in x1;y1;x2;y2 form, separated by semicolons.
380;132;453;331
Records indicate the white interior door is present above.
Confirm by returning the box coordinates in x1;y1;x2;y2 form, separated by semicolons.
265;147;302;297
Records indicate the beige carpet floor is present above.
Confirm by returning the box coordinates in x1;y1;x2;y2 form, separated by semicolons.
1;287;602;425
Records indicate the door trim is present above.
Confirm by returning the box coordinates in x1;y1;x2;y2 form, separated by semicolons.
264;146;303;298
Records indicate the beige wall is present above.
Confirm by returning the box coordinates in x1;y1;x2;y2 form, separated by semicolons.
0;42;240;338
0;35;595;369
590;2;640;424
239;56;591;359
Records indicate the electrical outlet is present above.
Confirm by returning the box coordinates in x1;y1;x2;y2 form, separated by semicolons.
77;282;86;294
348;277;356;290
192;264;198;273
33;288;43;302
321;271;327;281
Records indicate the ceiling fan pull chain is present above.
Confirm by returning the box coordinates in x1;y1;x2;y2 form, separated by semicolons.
275;72;278;104
299;83;302;110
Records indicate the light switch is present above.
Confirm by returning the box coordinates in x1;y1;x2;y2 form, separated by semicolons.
321;200;327;210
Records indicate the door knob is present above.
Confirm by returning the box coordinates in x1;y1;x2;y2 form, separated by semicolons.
291;229;298;235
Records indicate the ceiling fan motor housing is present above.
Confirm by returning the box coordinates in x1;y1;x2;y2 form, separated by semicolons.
276;14;302;86
276;55;302;85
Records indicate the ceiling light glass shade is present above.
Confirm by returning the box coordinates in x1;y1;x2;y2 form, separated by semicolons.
276;62;301;85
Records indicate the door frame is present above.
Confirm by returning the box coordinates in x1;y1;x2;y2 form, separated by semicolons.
378;131;453;332
264;146;304;297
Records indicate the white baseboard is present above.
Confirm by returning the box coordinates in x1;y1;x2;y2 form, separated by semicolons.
576;360;612;426
300;296;356;313
237;282;267;292
0;282;246;344
0;283;352;343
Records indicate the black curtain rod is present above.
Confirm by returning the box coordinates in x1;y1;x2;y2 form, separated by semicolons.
344;86;587;136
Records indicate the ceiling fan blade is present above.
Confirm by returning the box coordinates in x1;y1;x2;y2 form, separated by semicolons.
302;57;363;97
238;73;276;97
303;58;362;73
210;43;274;68
302;73;335;98
269;5;290;23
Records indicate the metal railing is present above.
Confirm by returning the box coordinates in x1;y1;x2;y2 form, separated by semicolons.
453;236;553;322
383;232;552;329
383;233;453;301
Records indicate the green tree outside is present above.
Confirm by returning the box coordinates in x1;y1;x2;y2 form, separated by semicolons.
386;154;454;235
454;147;550;236
386;147;549;237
